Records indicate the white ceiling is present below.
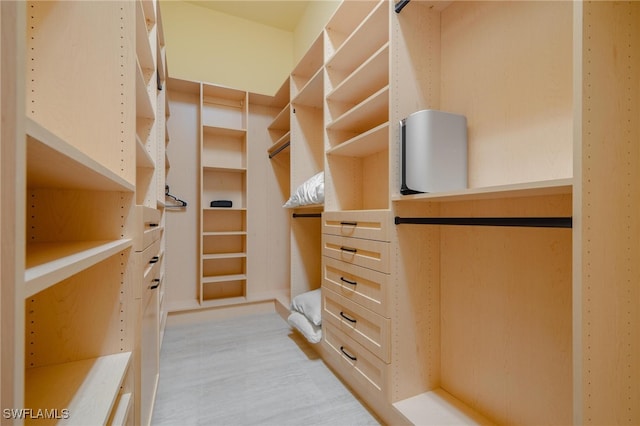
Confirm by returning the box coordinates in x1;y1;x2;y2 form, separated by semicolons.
183;1;311;32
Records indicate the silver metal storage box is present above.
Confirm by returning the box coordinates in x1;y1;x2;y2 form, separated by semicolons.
400;109;468;194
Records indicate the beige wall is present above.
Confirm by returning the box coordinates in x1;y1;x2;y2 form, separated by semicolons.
160;1;293;95
161;0;340;95
293;0;341;64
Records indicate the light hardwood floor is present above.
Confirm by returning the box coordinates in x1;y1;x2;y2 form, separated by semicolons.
152;312;382;425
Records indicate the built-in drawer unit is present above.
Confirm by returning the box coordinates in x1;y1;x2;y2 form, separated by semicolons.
135;238;162;301
322;323;389;400
322;210;391;241
322;233;390;273
323;287;390;362
134;206;163;252
322;256;390;318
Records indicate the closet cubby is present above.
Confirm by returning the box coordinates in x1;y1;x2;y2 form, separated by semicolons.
324;0;380;59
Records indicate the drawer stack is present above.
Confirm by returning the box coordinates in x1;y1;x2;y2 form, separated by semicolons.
133;206;164;426
320;210;392;401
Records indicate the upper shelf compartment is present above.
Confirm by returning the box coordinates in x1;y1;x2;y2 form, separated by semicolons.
325;0;382;59
393;1;573;191
201;84;248;130
26;118;134;193
291;34;324;100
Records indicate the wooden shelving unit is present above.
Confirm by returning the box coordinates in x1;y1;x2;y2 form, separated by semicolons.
199;83;249;303
0;1;170;424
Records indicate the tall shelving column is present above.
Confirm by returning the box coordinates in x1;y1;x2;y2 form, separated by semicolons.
318;2;396;422
23;1;137;424
199;84;249;305
289;33;325;300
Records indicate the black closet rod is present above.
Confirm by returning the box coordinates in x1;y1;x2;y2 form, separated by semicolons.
395;0;410;13
292;213;321;218
394;216;572;228
268;141;290;159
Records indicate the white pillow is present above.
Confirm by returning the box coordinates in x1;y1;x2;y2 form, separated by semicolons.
290;288;322;326
283;171;324;208
287;311;322;344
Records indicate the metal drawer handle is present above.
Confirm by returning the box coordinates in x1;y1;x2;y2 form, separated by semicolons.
340;346;357;361
340;246;357;254
340;277;357;286
150;278;160;289
149;256;159;264
340;221;357;227
340;311;357;323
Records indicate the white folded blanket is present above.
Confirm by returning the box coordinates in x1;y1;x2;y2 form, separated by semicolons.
288;288;322;344
287;311;322;344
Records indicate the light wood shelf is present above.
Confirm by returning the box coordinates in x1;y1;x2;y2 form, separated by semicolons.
25;352;132;426
326;43;389;106
26;118;134;192
136;59;155;119
393;178;573;203
393;389;494;426
325;0;388;85
135;0;154;75
326;86;389;134
325;0;381;57
108;392;133;426
268;104;290;131
327;122;389;158
291;34;324;96
25;239;133;298
136;133;155;169
291;67;324;108
202;253;246;260
202;274;247;284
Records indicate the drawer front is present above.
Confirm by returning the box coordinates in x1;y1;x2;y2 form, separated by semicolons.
323;210;391;242
323;287;390;362
322;323;388;399
322;256;390;318
138;239;162;301
135;206;163;252
322;234;390;273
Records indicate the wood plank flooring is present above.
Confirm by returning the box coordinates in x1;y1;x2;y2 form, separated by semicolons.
151;312;382;425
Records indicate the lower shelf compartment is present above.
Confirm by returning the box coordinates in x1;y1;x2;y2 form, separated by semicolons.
393;389;493;426
25;352;131;426
202;275;246;301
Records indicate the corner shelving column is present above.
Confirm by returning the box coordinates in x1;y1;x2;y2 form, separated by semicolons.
23;1;137;424
200;84;248;305
289;33;325;300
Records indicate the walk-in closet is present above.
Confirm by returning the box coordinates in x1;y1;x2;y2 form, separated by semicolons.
1;1;638;425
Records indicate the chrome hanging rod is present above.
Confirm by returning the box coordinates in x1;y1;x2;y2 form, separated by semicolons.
268;141;290;159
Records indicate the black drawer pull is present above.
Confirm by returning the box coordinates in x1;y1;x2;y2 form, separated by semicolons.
340;221;358;227
150;278;160;289
339;311;357;323
340;346;357;361
148;223;159;227
340;246;357;254
149;256;159;264
340;277;357;286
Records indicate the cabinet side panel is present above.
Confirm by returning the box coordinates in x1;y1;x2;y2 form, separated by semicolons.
165;90;201;309
580;2;640;424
